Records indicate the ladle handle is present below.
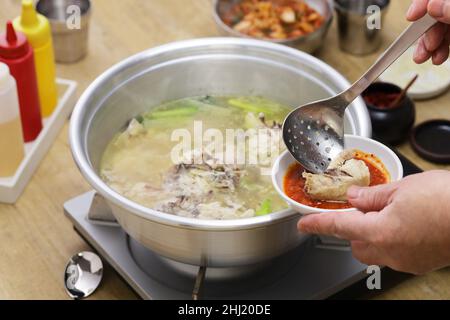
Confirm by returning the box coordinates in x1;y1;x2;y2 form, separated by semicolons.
342;14;437;103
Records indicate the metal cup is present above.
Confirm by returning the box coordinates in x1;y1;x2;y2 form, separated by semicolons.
36;0;91;63
335;0;390;55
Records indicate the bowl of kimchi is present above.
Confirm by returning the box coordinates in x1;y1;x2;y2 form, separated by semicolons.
213;0;333;53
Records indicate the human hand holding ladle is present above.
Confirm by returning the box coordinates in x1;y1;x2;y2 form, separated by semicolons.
283;14;437;174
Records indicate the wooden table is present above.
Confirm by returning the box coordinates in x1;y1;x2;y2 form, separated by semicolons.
0;0;449;300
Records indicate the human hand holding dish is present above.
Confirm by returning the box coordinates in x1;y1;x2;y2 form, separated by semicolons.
298;170;450;275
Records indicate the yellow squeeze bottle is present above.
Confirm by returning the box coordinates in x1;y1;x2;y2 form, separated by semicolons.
13;0;57;117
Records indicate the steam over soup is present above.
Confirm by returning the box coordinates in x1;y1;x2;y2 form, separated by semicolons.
100;96;291;220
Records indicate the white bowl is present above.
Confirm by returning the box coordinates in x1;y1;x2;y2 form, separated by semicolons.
380;46;450;100
272;135;403;215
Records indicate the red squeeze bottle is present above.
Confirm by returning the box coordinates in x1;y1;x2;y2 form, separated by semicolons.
0;21;42;142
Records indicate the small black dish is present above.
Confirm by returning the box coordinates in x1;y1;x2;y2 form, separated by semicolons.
363;82;416;146
410;120;450;164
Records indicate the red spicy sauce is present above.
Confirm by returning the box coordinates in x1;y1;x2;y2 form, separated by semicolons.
283;151;389;209
362;91;401;109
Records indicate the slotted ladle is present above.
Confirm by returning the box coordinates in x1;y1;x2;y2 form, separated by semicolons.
283;14;436;174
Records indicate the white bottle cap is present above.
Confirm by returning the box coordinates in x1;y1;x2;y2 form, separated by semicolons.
0;62;19;124
0;62;10;90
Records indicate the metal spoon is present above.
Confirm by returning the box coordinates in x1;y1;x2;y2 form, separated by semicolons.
283;14;436;174
64;251;103;299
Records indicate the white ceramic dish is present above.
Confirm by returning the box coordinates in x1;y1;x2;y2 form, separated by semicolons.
380;46;450;100
272;135;403;215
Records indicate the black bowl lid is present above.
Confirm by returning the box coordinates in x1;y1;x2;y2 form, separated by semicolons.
410;120;450;164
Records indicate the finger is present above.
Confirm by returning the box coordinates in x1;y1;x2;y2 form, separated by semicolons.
432;38;450;64
429;0;450;23
347;182;399;213
424;23;447;52
298;210;380;241
414;37;433;63
407;0;429;21
351;241;387;266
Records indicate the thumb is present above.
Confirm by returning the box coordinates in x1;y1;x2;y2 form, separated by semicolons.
298;210;380;241
347;182;399;212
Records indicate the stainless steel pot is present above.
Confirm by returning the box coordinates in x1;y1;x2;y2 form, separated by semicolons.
70;38;371;267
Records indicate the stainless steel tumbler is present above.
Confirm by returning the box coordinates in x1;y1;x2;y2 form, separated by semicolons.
36;0;91;63
335;0;390;55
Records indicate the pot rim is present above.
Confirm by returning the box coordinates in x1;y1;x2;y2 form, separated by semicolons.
70;37;371;231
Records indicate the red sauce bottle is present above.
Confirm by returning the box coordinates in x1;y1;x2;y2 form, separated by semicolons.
0;21;42;142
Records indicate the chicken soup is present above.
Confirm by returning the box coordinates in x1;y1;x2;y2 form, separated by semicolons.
100;96;291;220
